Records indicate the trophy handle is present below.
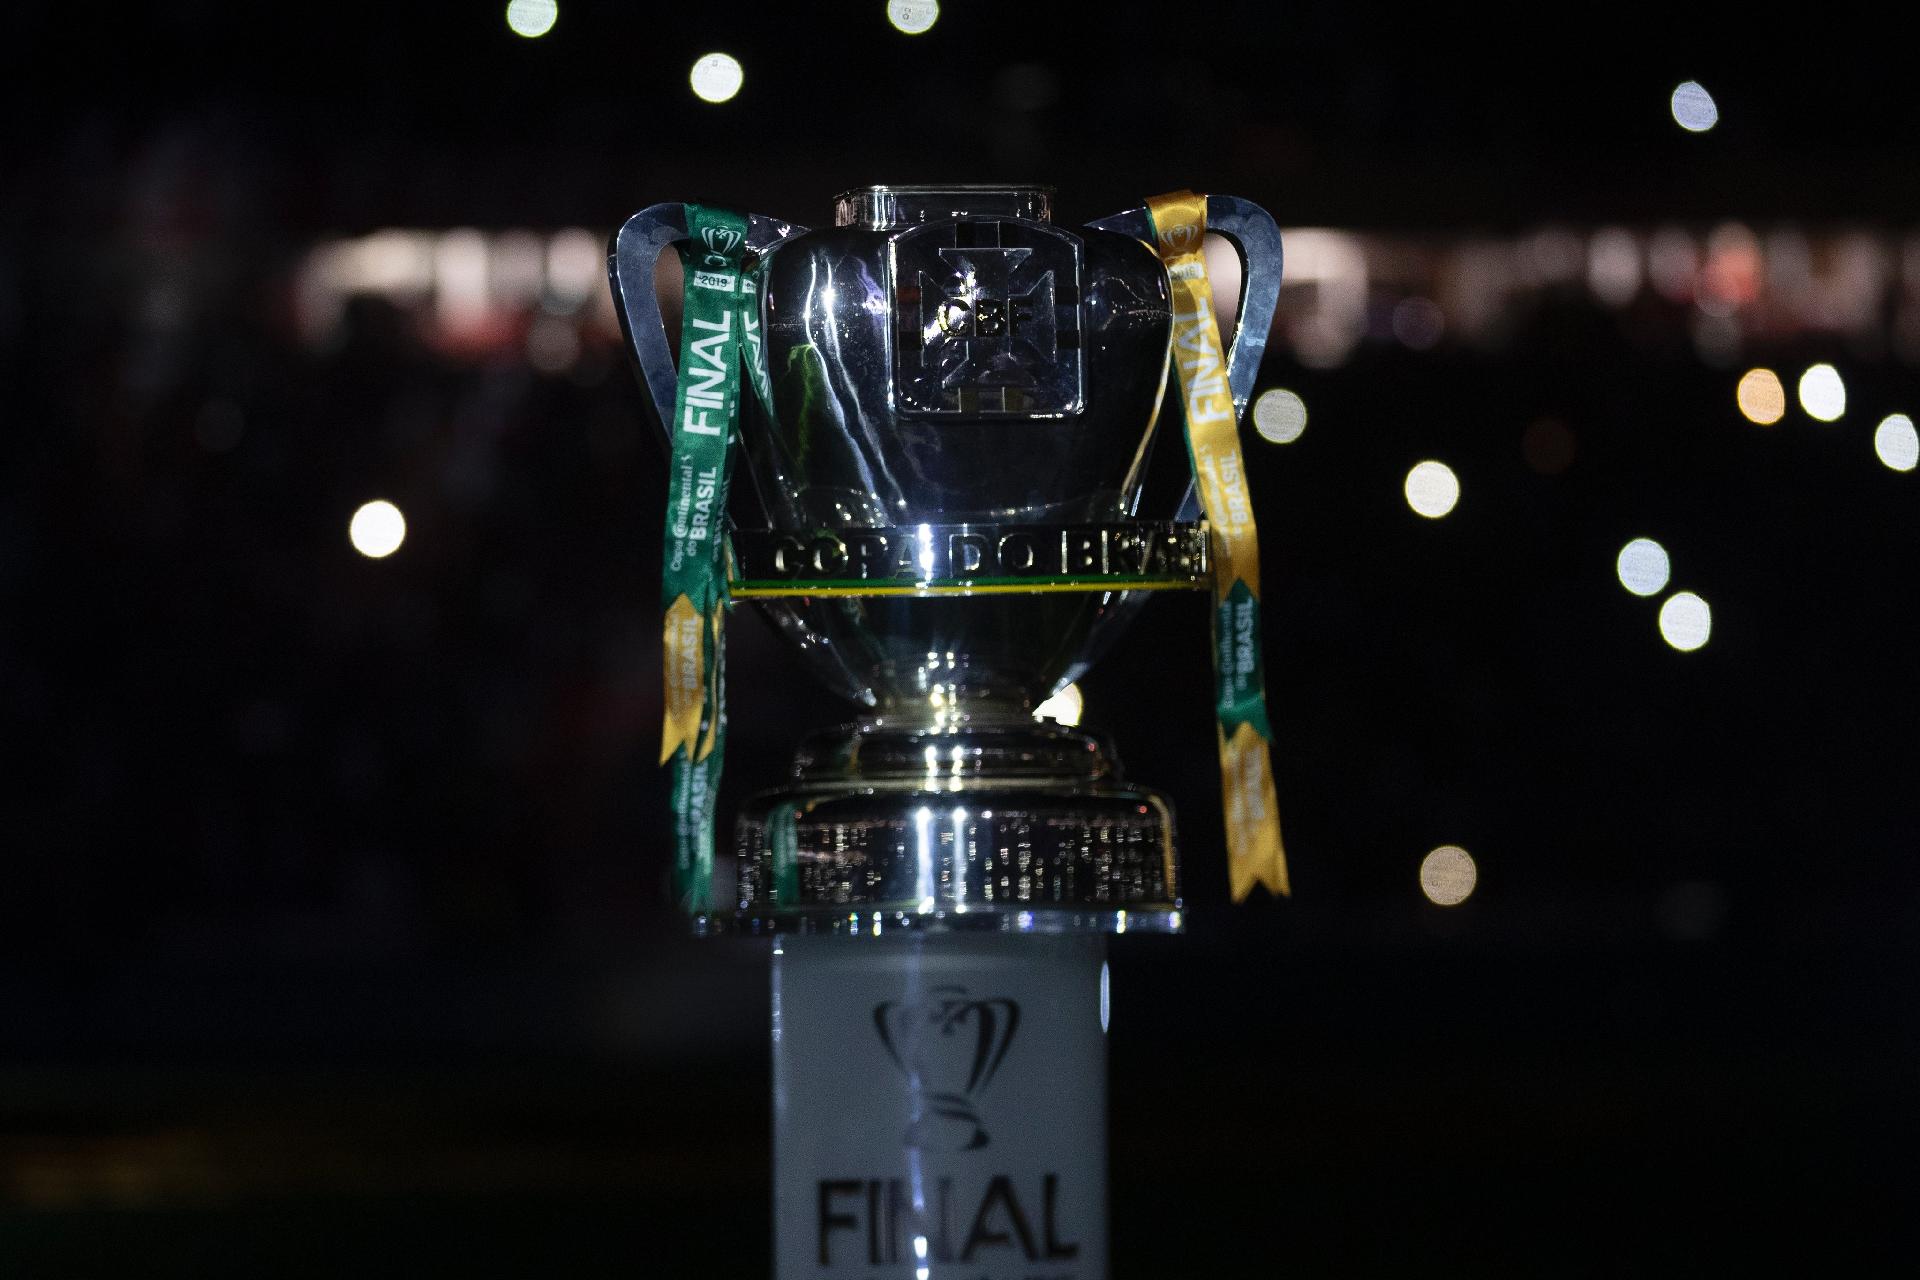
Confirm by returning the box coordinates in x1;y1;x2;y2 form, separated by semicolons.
608;202;809;438
1088;194;1284;520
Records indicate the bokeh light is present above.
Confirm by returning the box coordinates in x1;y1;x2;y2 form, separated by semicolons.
1033;682;1084;727
504;0;557;38
1252;388;1308;444
1616;538;1671;597
349;501;406;559
434;228;487;328
1736;368;1786;424
886;0;940;34
1798;363;1846;421
544;228;602;306
1404;460;1460;518
1658;592;1712;652
1587;227;1642;307
1420;846;1477;906
1670;81;1718;132
1700;222;1761;312
1874;413;1918;471
690;53;744;103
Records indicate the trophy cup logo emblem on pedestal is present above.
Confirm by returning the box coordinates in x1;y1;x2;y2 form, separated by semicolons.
873;986;1022;1151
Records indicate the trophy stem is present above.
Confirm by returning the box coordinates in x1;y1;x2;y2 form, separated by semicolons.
772;931;1108;1278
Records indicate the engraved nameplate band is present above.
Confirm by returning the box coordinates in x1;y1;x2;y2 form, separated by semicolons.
728;521;1210;597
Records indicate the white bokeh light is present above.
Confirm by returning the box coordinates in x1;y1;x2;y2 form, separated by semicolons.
1616;538;1671;597
505;0;557;38
1798;363;1846;422
1670;81;1718;132
690;53;744;104
1404;460;1460;518
886;0;940;34
349;500;406;559
1252;388;1308;444
1420;846;1477;906
1659;592;1712;652
544;228;602;306
1587;227;1642;307
1874;413;1918;471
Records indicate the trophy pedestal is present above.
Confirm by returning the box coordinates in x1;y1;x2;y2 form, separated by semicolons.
729;713;1184;935
772;931;1108;1279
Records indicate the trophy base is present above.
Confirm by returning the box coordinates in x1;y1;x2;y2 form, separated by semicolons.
716;717;1183;936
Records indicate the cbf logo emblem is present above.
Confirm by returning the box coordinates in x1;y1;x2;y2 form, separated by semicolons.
890;218;1084;418
699;224;743;264
1159;222;1199;254
873;986;1020;1151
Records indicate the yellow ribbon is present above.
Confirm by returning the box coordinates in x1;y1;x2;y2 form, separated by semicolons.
1147;189;1290;900
660;593;707;765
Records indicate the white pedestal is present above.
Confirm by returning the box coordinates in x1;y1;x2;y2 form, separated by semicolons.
772;932;1108;1279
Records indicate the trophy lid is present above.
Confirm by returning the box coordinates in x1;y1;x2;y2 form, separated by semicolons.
834;184;1054;229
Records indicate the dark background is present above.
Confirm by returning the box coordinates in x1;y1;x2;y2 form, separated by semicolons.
3;1;1917;1273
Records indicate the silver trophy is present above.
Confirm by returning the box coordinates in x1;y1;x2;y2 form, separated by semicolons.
615;185;1282;1278
610;185;1281;934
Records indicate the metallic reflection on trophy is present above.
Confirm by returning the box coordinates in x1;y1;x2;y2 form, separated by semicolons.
611;185;1281;934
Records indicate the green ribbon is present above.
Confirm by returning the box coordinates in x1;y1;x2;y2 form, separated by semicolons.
660;203;757;915
1215;578;1275;742
767;800;801;907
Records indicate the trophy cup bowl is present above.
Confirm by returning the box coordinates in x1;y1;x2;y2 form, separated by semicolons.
612;185;1282;935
